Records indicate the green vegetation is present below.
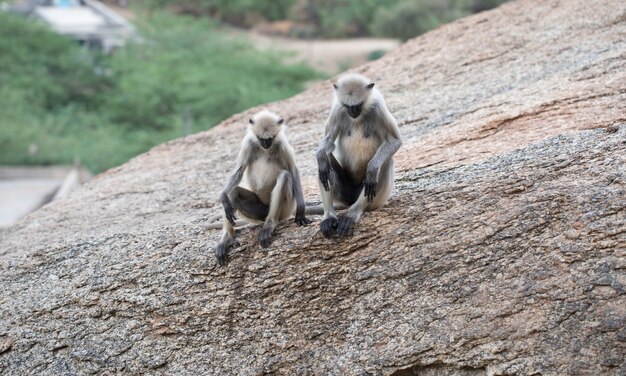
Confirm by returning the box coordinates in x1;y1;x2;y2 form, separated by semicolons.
144;0;510;39
1;0;510;172
0;13;321;172
372;0;467;41
303;0;510;39
142;0;296;26
367;49;386;61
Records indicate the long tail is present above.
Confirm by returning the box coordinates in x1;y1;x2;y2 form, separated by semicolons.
205;219;249;230
206;203;328;230
304;204;325;215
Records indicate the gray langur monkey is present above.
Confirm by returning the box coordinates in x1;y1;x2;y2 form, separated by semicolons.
216;110;312;266
316;73;402;238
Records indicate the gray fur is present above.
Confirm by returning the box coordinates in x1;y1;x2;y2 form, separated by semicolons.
316;73;402;238
215;111;311;266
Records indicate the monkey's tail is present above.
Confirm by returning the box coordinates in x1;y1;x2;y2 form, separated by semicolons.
206;213;222;223
205;219;248;230
304;205;325;215
206;204;335;230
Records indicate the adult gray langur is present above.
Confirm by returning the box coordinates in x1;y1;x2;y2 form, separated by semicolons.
216;110;311;266
316;73;402;238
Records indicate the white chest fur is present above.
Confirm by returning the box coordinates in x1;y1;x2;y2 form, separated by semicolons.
336;125;380;182
244;155;283;204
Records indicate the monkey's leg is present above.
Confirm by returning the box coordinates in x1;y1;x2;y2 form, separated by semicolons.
336;161;393;237
319;175;338;238
329;154;363;206
336;193;367;237
367;161;394;211
215;187;269;265
230;187;269;220
319;154;362;238
258;171;293;248
215;216;236;266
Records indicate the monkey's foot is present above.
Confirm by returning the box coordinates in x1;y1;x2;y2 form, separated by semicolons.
320;217;338;238
336;215;355;237
216;239;235;266
258;227;273;248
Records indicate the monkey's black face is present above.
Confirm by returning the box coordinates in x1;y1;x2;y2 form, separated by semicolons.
259;137;273;149
344;103;363;119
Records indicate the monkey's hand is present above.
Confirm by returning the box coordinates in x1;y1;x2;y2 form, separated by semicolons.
318;156;332;192
258;227;273;248
337;215;355;237
294;212;312;226
364;167;378;202
221;193;236;226
320;217;338;238
215;242;229;266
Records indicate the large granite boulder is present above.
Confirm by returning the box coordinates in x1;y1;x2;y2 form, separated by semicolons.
1;0;624;374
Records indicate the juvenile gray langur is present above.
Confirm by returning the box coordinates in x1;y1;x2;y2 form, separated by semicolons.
216;110;311;266
316;73;402;238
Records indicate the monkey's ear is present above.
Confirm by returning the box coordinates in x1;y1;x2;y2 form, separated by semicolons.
366;82;375;90
277;118;284;125
249;118;254;124
333;83;338;90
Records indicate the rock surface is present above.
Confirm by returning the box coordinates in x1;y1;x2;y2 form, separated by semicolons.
1;0;625;375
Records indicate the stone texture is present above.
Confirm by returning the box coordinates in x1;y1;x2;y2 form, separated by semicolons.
1;0;625;375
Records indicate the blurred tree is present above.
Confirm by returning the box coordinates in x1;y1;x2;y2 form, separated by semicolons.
287;0;395;37
0;13;321;172
371;0;467;40
143;0;297;25
466;0;508;12
141;0;510;39
370;0;508;40
104;14;320;130
0;13;109;111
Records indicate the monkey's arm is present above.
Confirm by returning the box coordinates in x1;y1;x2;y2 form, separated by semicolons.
291;166;312;226
316;137;334;192
364;111;402;202
220;142;252;225
220;166;243;226
281;142;311;226
316;111;341;191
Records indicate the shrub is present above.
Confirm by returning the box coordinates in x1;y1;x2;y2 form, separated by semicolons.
367;49;386;61
0;13;109;111
142;0;297;25
371;0;469;41
103;13;321;131
0;13;322;172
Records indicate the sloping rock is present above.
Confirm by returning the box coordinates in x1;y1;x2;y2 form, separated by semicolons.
1;0;625;375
